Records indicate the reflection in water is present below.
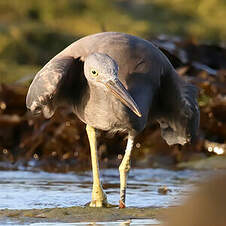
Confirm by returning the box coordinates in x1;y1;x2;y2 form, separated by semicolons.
28;219;160;225
0;168;217;210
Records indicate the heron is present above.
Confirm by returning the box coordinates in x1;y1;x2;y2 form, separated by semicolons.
26;32;199;208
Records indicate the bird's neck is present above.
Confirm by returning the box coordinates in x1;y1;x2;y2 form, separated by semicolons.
87;82;108;96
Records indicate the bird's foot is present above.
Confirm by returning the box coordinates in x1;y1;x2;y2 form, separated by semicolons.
119;200;126;208
88;199;116;208
87;185;116;208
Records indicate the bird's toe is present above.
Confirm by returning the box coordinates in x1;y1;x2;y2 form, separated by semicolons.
119;200;126;208
87;199;116;208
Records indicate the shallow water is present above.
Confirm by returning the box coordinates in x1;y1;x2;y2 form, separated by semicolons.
2;219;161;226
0;168;219;225
0;168;215;210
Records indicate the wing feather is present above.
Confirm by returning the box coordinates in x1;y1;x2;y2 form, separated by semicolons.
154;69;199;145
26;56;77;118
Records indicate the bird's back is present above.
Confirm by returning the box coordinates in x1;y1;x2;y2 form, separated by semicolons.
61;32;170;84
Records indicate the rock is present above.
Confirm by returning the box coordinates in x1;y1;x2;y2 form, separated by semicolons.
178;155;226;169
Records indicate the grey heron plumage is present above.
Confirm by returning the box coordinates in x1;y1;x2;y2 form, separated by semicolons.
26;32;199;208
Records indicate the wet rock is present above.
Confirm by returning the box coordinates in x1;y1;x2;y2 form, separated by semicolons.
178;156;226;169
158;186;172;195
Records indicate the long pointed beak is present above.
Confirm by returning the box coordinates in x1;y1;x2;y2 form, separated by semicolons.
105;79;142;117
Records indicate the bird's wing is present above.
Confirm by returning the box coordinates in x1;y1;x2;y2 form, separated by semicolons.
154;69;200;145
26;56;85;118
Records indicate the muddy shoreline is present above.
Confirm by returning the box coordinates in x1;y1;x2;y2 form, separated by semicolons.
0;206;161;224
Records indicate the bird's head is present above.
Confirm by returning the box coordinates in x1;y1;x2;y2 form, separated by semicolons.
84;53;142;117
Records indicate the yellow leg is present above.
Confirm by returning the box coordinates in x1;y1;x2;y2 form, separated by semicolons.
119;135;134;208
86;125;110;207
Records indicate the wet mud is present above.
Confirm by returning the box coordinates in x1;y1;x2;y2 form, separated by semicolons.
0;206;160;225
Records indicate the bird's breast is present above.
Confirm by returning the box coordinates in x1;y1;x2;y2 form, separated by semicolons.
74;86;131;132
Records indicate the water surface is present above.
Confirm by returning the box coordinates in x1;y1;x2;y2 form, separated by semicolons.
0;168;216;210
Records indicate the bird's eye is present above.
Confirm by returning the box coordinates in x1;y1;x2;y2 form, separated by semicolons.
90;69;98;77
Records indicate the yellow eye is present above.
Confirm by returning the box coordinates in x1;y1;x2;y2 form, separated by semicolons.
90;69;98;77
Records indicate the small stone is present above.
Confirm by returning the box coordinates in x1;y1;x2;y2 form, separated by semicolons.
34;213;46;218
158;186;172;195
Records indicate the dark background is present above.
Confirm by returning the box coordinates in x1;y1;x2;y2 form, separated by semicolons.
0;0;225;171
